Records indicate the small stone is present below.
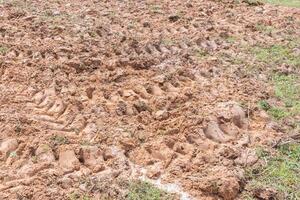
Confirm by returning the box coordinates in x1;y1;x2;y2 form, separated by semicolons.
52;10;60;16
154;110;169;120
79;183;88;192
255;7;264;14
152;75;165;83
122;89;135;97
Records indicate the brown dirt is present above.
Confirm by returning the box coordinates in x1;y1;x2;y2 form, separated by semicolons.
0;0;299;199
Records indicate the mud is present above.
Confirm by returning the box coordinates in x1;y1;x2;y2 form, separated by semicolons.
0;0;299;199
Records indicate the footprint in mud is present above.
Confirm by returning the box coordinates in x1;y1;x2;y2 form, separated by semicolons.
105;32;199;71
105;73;196;117
204;121;232;143
203;102;249;143
27;86;86;135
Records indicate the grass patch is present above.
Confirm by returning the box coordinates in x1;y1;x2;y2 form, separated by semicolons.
68;193;91;200
127;181;173;200
50;135;69;146
226;36;237;43
246;144;300;199
195;48;209;61
258;74;300;120
161;38;174;46
258;100;271;111
268;107;291;120
255;24;275;34
262;0;300;8
273;74;300;118
149;5;163;14
255;74;300;197
0;45;8;55
273;74;300;107
0;0;30;8
253;44;300;67
237;0;264;6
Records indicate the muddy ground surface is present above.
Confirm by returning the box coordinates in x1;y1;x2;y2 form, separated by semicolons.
0;0;299;199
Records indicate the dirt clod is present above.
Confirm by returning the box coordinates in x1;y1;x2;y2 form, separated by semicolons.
35;144;55;163
0;138;18;158
204;121;231;143
58;148;80;173
218;177;240;200
253;187;279;200
79;146;105;172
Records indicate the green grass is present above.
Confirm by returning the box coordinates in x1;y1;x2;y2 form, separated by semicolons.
255;24;275;34
273;74;300;107
263;0;300;8
194;48;210;61
127;181;173;200
149;5;163;14
253;44;300;67
161;38;174;46
0;0;29;8
68;193;91;200
268;107;291;120
258;100;271;111
254;42;300;121
50;135;69;146
246;144;300;199
0;45;8;55
272;74;300;119
258;74;300;120
241;0;264;6
226;36;237;43
253;73;300;199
